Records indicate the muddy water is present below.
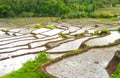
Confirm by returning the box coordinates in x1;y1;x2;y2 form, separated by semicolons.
47;37;91;52
70;26;95;35
0;25;119;77
85;31;120;46
0;54;37;76
46;44;120;78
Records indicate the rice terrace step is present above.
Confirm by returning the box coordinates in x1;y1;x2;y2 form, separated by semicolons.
0;24;120;78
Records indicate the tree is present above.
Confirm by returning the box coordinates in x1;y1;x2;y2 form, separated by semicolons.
0;4;11;17
0;0;119;18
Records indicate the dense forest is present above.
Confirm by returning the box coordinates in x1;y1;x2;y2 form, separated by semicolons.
0;0;120;18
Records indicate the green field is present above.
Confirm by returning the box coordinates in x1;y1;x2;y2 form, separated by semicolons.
0;17;57;28
95;4;120;15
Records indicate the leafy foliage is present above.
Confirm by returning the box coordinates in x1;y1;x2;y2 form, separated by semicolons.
100;29;110;35
34;24;46;28
0;0;119;18
94;29;110;36
94;30;99;35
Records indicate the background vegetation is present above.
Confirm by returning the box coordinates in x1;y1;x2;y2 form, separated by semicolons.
0;0;120;18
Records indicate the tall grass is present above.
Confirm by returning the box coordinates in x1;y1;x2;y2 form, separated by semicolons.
111;63;120;78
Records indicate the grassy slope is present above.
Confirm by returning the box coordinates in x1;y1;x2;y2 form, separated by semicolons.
0;52;52;78
0;17;57;28
93;4;120;25
61;17;120;26
111;63;120;78
95;4;120;15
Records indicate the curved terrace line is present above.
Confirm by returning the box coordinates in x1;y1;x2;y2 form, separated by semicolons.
0;46;46;61
85;31;120;46
0;35;60;49
0;37;62;54
0;37;36;45
41;39;120;78
0;34;33;41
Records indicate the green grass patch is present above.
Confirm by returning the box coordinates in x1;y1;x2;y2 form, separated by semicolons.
59;33;68;38
111;63;120;78
73;49;83;53
94;30;99;35
34;24;46;28
34;24;56;29
94;29;110;36
47;25;56;29
0;52;52;78
100;28;110;34
118;27;120;32
94;17;119;25
34;25;57;29
95;17;118;21
95;4;120;14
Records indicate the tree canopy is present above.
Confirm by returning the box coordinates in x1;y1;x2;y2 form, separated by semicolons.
0;0;119;18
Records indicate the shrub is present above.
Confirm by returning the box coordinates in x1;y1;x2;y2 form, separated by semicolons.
90;12;114;18
94;30;99;35
60;14;67;19
81;11;88;17
67;12;77;19
19;12;35;17
67;11;82;19
9;10;15;17
118;28;120;32
100;29;110;35
94;29;110;36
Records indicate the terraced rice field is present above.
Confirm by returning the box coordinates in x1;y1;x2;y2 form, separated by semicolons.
0;22;120;78
46;45;120;78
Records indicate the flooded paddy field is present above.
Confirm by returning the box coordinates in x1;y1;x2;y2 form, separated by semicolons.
0;19;120;78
